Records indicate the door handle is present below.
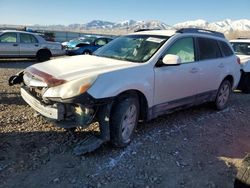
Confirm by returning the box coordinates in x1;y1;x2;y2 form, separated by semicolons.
218;63;224;68
35;44;39;47
190;68;199;73
13;44;18;46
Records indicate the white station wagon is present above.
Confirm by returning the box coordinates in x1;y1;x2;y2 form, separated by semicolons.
9;28;241;154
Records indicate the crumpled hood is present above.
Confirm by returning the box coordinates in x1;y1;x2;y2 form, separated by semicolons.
237;55;250;64
25;55;137;85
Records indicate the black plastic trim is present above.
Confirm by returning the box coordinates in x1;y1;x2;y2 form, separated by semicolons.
177;28;225;38
49;92;114;107
148;90;217;120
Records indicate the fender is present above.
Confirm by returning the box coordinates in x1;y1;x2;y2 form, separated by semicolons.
87;64;154;108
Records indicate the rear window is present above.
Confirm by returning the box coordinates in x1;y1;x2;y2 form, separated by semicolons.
197;38;222;60
220;41;234;56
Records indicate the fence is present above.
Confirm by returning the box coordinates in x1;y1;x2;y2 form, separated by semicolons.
0;26;116;42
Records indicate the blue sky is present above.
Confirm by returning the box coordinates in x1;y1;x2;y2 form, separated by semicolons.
0;0;249;25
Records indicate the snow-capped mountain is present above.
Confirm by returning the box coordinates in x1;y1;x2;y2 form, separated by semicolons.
114;20;138;28
131;20;172;30
2;19;250;33
83;20;115;29
80;19;172;30
174;19;250;33
174;19;209;29
81;19;250;32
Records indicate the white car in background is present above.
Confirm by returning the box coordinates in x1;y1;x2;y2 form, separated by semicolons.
9;28;241;154
0;30;65;61
230;39;250;93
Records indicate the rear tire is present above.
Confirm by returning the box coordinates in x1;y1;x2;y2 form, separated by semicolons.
110;96;139;147
234;153;250;188
214;80;231;110
36;50;51;62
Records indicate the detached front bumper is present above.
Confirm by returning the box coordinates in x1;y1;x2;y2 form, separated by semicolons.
21;87;64;120
20;85;114;129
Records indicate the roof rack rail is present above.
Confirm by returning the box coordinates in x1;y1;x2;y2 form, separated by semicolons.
177;28;225;38
134;28;162;32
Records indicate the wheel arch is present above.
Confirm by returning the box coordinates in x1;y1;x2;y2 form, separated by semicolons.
36;48;52;57
112;89;149;122
222;75;234;88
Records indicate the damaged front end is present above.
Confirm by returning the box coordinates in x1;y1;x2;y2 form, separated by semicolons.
9;68;97;127
9;69;112;155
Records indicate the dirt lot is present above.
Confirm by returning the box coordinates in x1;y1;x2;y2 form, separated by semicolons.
0;58;250;188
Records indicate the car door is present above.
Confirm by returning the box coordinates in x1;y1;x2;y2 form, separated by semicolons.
153;37;200;114
0;32;19;57
195;37;223;95
19;33;40;57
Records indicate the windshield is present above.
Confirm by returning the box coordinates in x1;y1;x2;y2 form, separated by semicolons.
94;35;169;62
231;42;250;55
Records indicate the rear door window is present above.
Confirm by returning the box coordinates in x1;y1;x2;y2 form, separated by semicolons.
20;33;38;43
197;38;222;60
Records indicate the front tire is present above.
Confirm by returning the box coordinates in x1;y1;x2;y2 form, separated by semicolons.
214;80;232;110
110;96;139;147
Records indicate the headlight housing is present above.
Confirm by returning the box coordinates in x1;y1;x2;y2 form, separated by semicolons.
43;75;97;99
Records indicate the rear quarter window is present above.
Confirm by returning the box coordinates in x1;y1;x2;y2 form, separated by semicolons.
20;33;38;43
197;38;222;60
219;41;234;57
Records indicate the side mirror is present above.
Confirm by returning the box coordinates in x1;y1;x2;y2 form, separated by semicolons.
162;54;181;65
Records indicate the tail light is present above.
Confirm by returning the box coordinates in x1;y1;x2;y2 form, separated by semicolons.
237;57;241;65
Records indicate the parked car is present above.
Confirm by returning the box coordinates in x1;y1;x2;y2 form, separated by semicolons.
9;28;241;154
0;30;65;61
61;37;88;49
230;39;250;93
64;36;113;55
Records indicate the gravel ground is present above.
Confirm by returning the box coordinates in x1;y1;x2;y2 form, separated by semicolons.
0;59;250;188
